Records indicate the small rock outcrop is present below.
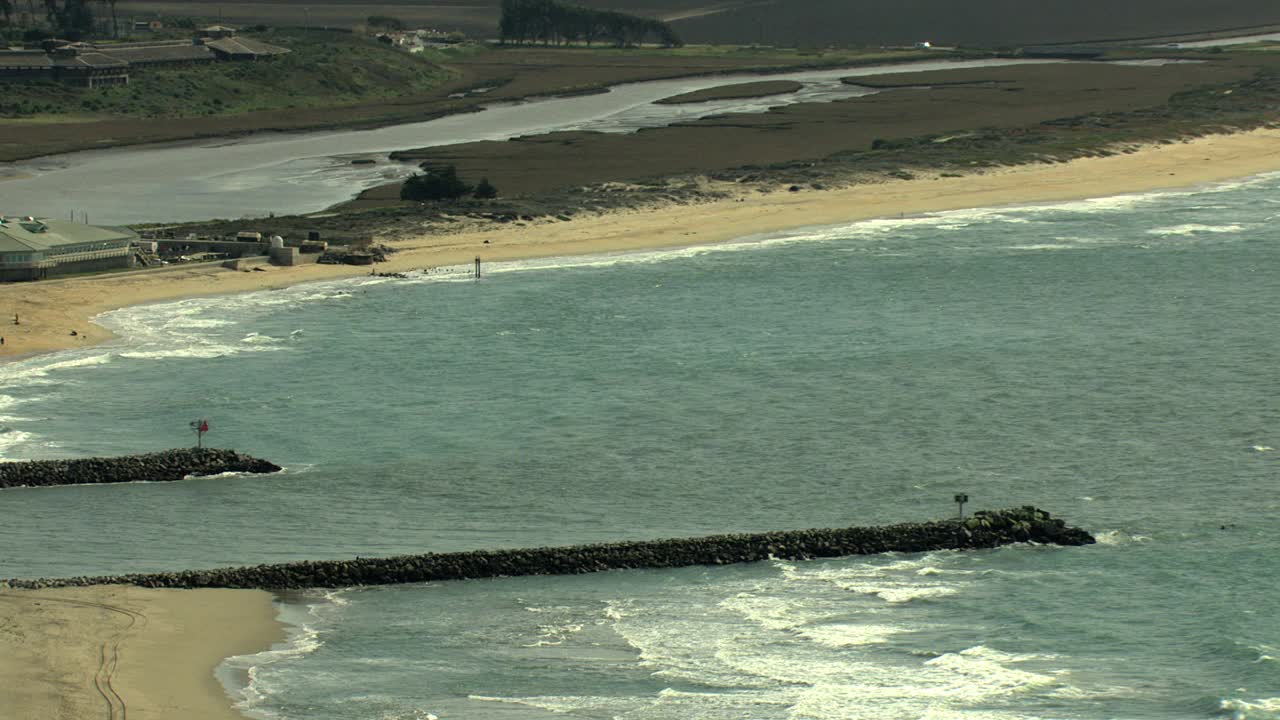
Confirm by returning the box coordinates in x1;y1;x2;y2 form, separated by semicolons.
0;449;282;489
1;507;1092;590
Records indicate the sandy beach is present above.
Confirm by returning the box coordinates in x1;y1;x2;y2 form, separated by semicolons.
0;585;282;720
2;127;1280;719
4;127;1280;361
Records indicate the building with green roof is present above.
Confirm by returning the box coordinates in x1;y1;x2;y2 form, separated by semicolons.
0;216;137;281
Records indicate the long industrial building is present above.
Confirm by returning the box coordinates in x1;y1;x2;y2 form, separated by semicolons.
0;216;138;281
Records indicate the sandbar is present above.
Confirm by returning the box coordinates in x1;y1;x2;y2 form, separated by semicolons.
0;584;283;720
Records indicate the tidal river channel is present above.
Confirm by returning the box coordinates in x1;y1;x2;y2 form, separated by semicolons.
0;59;1069;225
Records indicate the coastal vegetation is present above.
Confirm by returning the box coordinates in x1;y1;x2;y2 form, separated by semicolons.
0;28;459;119
147;46;1280;248
400;164;497;201
0;42;946;160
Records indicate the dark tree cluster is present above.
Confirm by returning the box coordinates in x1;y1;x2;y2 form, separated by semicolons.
401;165;499;201
499;0;682;48
366;15;406;31
45;0;94;37
5;0;122;40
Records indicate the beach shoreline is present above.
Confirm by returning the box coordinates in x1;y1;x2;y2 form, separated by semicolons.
0;585;284;720
3;127;1280;719
4;126;1280;362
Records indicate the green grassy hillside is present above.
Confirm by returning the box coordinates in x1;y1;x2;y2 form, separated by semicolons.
0;29;463;118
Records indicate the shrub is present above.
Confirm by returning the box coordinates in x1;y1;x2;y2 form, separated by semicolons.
401;165;472;201
473;177;498;199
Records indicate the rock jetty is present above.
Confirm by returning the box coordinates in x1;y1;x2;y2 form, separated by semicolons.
2;507;1092;590
0;448;282;489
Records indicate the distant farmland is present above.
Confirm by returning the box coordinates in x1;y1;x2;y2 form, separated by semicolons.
668;0;1280;47
113;0;1280;47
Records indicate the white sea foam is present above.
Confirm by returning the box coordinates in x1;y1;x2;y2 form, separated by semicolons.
799;622;910;648
523;621;585;647
1222;696;1280;719
221;589;349;718
468;693;650;715
845;583;960;603
117;344;256;360
0;394;32;424
378;711;438;720
0;427;36;459
0;352;114;390
779;554;969;603
923;646;1058;700
1147;223;1245;236
85;276;372;365
163;316;236;329
777;645;1071;719
1093;530;1152;546
1004;244;1078;251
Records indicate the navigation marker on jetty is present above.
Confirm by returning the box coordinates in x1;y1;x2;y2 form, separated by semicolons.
955;493;969;520
190;418;209;448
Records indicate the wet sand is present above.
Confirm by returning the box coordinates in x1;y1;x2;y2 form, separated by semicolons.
0;585;283;720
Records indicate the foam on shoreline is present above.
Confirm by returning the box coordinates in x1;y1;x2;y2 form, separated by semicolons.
4;127;1280;365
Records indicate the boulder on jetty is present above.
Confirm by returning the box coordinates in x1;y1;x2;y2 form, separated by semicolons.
1;507;1093;590
0;448;282;489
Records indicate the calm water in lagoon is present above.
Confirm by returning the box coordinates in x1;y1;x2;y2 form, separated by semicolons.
2;176;1279;718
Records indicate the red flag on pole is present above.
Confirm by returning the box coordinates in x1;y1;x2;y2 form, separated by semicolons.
199;420;209;433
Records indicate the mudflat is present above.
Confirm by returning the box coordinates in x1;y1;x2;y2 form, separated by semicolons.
361;58;1255;201
0;47;908;162
655;79;804;103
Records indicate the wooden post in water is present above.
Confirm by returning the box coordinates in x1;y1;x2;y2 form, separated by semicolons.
474;255;481;279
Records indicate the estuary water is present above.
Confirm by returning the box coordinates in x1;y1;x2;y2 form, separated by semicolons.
0;58;1072;224
2;175;1279;718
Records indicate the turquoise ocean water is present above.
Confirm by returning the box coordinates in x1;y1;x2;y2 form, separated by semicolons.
1;176;1278;718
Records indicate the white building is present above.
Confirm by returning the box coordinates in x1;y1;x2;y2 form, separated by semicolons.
0;216;137;281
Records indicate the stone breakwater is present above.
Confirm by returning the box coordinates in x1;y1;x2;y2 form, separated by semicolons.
0;448;283;489
2;507;1092;590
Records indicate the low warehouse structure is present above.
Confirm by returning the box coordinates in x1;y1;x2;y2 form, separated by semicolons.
0;216;138;281
0;28;288;86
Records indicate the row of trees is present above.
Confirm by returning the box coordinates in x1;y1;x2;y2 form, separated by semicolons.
499;0;681;48
0;0;122;39
401;165;499;201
